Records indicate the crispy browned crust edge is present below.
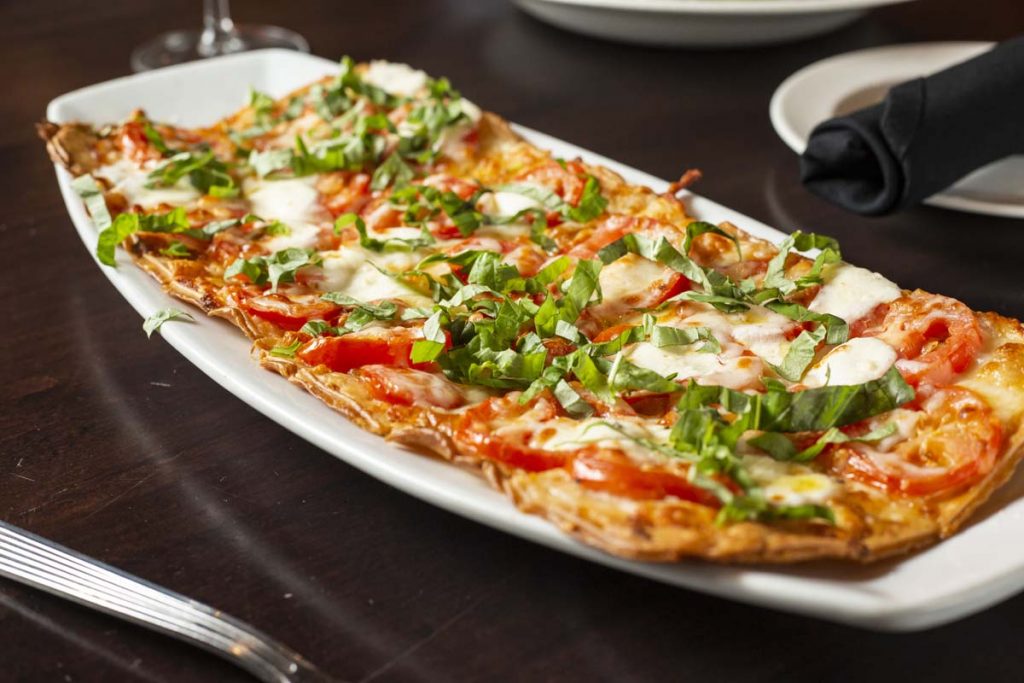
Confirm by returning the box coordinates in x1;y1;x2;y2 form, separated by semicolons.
41;110;1024;565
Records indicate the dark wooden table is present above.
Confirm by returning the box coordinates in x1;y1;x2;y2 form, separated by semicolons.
4;1;1024;680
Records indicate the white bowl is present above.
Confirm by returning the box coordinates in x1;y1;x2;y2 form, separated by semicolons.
516;0;918;48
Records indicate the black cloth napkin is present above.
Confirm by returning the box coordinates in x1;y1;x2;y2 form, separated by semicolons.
799;37;1024;216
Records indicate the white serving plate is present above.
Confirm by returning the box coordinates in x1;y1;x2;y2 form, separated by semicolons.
47;49;1024;631
771;42;1024;219
516;0;916;48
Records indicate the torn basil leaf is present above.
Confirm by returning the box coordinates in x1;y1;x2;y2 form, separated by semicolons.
201;214;260;236
335;212;435;252
764;301;848;346
371;153;415;191
263;220;291;237
762;231;842;295
749;422;898;462
269;340;303;358
410;310;448;363
249;148;295;177
649;325;720;353
319;292;399;319
224;248;321;291
142;120;172;156
146;150;237;196
679;366;914;434
142;308;194;338
94;208;191;267
767;325;826;382
716;496;835;525
299;320;335;337
553;379;595;418
71;174;112;231
566;176;608;223
495;176;607;225
160;240;191;258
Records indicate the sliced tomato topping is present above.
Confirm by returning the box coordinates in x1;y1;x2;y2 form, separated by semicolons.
354;365;465;409
297;327;441;373
541;337;577;358
592;323;635;344
655;272;691;305
361;201;404;231
581;254;690;329
420;174;481;200
568;215;685;260
827;387;1001;497
848;302;889;338
444;236;509;256
455;396;720;506
504;243;548;278
242;293;339;331
454;394;568;471
319;172;371;217
569;448;720;506
519;159;589;206
568;215;634;259
860;291;983;388
117;120;163;163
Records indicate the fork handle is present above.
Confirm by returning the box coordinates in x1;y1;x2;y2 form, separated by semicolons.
0;520;334;683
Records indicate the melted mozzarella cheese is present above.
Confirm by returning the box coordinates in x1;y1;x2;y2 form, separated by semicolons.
369;246;432;272
316;248;431;306
261;221;323;252
875;408;921;452
599;254;668;308
627;342;762;390
676;309;733;342
95;159;200;208
741;454;838;506
367;226;425;242
363;61;428;97
528;419;671;462
728;307;795;366
478;189;542;219
808;263;902;324
474;223;531;240
803;337;897;388
763;474;839;506
244;176;325;222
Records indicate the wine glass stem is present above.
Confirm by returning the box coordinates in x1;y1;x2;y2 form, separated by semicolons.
199;0;240;57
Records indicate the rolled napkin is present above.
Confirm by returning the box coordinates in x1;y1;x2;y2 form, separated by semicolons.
799;37;1024;216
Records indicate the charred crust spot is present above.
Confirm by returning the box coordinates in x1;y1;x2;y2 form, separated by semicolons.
631;516;653;540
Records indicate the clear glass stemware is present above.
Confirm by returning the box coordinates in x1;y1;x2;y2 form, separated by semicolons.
131;0;309;72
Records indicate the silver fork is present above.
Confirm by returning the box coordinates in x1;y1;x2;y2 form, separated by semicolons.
0;520;336;683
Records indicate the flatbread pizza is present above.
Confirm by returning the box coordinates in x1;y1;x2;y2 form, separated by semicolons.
40;58;1024;563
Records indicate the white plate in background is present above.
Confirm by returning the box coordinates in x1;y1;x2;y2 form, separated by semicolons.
516;0;917;48
46;49;1024;631
771;42;1024;218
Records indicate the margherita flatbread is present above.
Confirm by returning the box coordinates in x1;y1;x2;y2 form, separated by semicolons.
40;58;1024;563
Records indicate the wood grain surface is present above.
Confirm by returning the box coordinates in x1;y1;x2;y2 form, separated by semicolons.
3;1;1023;680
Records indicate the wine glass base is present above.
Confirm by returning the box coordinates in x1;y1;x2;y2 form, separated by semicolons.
130;25;309;72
